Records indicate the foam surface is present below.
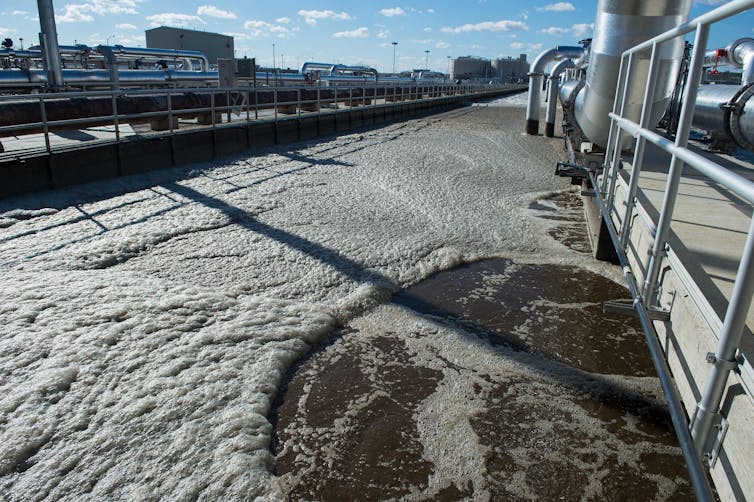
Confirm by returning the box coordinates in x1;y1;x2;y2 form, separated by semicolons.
0;95;624;499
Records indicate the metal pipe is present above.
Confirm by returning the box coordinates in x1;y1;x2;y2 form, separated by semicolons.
723;37;754;85
525;45;585;135
37;0;63;88
573;0;692;147
545;59;574;137
693;83;754;151
97;45;209;72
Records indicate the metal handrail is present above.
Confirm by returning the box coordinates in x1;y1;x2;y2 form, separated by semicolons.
0;82;512;157
601;1;754;499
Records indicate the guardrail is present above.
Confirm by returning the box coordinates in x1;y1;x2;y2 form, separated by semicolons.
598;1;754;500
0;82;515;159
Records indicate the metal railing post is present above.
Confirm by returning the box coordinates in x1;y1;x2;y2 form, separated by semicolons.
39;95;51;153
643;23;710;306
167;89;174;133
602;54;630;195
211;92;216;128
620;42;661;247
606;52;634;213
254;88;259;120
274;87;278;121
297;88;301;119
111;90;120;143
691;216;754;460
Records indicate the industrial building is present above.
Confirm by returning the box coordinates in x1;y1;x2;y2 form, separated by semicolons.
450;55;528;82
145;26;233;65
492;55;529;83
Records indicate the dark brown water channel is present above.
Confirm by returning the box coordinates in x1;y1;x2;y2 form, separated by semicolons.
272;194;694;501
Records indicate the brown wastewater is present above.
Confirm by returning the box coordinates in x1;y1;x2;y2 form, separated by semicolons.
272;193;693;501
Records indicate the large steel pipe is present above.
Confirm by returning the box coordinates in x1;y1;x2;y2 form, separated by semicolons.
525;45;585;135
693;83;754;151
545;59;575;137
573;0;692;147
36;0;63;88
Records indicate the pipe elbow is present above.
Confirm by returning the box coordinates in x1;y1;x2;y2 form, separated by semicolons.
530;45;584;75
742;50;754;86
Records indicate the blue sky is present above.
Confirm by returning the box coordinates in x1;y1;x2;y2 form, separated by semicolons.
2;1;753;72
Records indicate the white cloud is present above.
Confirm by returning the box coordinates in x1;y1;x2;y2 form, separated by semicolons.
540;22;592;38
243;19;296;38
58;5;95;23
537;2;576;11
571;23;593;37
197;5;237;20
427;8;435;13
376;28;390;39
116;23;137;30
540;26;569;36
58;0;143;23
441;20;528;34
333;27;369;38
510;41;543;52
146;13;205;28
436;41;450;49
297;9;351;26
10;10;30;16
276;17;291;24
380;7;406;17
424;27;432;32
0;27;17;37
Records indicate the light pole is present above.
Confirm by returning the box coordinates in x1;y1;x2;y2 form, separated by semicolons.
106;34;115;46
391;41;398;74
447;55;451;76
19;38;24;50
425;50;430;70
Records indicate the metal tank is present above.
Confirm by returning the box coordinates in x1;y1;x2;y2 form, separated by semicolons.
573;0;692;147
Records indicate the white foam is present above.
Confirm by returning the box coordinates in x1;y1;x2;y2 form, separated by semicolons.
0;100;606;498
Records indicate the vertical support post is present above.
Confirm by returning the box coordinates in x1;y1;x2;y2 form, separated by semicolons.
692;215;754;459
37;0;63;88
39;94;50;153
273;87;278;121
620;42;661;247
606;52;634;214
254;88;259;120
167;89;174;133
643;23;709;306
297;88;301;119
210;93;216;128
602;54;629;194
226;90;231;124
112;90;120;143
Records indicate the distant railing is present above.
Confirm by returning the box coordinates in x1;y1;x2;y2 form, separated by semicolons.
596;1;754;500
0;82;517;159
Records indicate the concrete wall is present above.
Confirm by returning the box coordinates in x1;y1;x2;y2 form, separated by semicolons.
0;88;524;200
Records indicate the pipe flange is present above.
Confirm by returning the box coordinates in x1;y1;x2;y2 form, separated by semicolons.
563;79;585;111
726;83;754;151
